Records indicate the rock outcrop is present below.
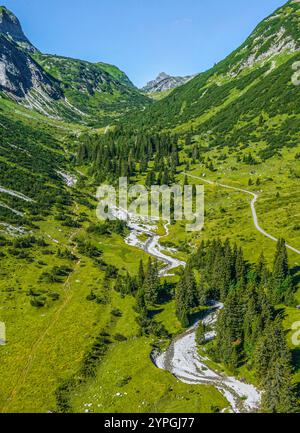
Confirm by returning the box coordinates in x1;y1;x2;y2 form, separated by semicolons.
0;6;37;52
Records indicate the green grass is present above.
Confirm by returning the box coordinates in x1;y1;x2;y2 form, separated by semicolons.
0;188;229;413
0;14;300;412
70;337;227;413
167;141;300;268
1;125;299;412
0;173;227;413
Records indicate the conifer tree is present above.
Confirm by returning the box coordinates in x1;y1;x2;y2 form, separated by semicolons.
136;288;147;316
196;322;206;345
235;247;246;287
272;239;294;304
138;259;145;287
255;320;297;413
144;258;160;305
256;252;269;286
215;287;244;369
273;239;289;283
175;266;198;326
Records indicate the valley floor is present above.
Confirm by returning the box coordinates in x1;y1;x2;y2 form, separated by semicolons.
0;117;299;413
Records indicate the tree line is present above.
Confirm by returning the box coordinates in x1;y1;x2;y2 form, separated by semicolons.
76;127;180;184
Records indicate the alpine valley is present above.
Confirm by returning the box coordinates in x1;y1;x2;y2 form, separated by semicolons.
0;1;300;414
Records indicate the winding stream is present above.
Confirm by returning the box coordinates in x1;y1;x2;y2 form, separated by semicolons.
112;206;261;413
111;207;185;276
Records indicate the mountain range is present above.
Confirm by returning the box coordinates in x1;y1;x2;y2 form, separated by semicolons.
141;72;195;94
121;0;300;166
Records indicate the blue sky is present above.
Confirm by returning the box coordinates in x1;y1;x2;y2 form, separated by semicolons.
2;0;285;87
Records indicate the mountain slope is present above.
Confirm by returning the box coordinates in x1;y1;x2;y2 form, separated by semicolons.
0;5;36;52
141;72;195;94
0;7;150;124
0;0;299;415
0;35;63;106
96;61;135;88
32;53;149;123
124;0;300;160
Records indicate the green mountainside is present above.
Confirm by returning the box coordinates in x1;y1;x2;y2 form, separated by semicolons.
32;53;149;125
96;61;135;87
0;7;150;125
123;0;300;159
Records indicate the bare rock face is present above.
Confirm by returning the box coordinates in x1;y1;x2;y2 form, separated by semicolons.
0;6;63;114
0;34;61;100
141;72;195;94
0;6;148;119
228;0;300;76
0;6;37;52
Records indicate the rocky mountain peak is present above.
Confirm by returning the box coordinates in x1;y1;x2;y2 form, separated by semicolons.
141;72;195;94
0;6;36;52
0;8;61;113
156;72;170;80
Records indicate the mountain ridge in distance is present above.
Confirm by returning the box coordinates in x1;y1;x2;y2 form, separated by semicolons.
0;0;299;416
125;0;300;148
141;71;195;94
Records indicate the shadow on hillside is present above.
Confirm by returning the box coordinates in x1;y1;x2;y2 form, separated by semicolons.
148;308;164;319
189;307;212;326
291;266;300;285
292;348;300;368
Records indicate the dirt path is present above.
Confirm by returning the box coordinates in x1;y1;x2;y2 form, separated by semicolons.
185;173;300;256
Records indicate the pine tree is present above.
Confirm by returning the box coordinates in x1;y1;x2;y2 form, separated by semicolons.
235;247;246;287
193;240;206;269
255;252;269;286
273;239;289;283
272;239;294;304
243;287;262;358
262;353;297;413
254;319;290;384
198;273;207;305
215;288;244;370
138;259;145;287
255;320;297;413
196;322;206;345
175;266;198;327
223;239;234;295
136;288;147;316
144;258;160;305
